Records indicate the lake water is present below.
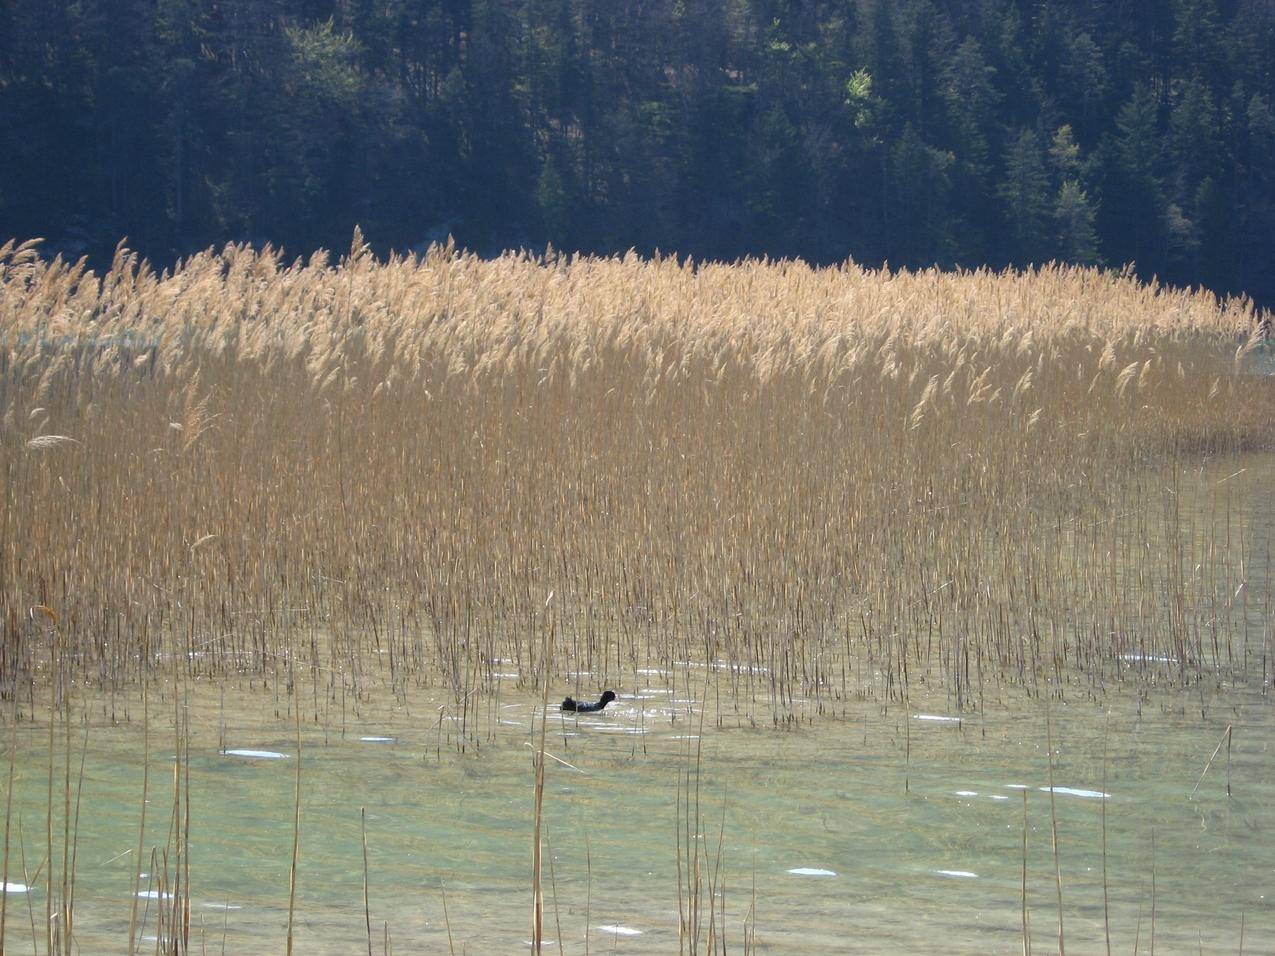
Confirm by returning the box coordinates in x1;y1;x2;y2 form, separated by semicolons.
2;672;1272;954
2;454;1274;954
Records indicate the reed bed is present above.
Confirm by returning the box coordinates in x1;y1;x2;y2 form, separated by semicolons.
1;235;1272;730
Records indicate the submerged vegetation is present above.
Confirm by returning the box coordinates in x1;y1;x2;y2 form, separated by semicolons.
1;235;1271;728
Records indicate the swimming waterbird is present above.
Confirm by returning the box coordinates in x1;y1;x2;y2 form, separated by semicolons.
561;690;617;713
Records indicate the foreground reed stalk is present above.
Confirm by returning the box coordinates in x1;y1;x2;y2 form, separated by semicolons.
531;611;554;953
1046;705;1064;956
0;236;1272;732
126;682;149;955
286;691;301;956
1;694;15;950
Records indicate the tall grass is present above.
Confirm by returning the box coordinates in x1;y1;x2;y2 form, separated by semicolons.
1;236;1272;728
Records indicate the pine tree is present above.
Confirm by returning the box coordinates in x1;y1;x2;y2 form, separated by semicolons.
1055;179;1100;265
1100;84;1168;273
536;154;569;246
943;37;999;175
998;129;1051;264
1048;125;1081;179
1061;31;1107;138
889;122;953;266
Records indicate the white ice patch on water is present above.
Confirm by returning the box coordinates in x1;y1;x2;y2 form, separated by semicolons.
137;889;173;900
788;868;837;877
990;795;1010;801
1120;654;1177;664
1004;784;1029;790
1040;786;1109;800
359;736;395;743
955;790;978;796
598;925;643;936
222;749;288;759
578;722;644;734
914;714;961;723
201;902;242;910
3;882;30;893
937;870;978;879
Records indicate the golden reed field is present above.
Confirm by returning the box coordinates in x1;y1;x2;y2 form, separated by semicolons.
2;234;1273;731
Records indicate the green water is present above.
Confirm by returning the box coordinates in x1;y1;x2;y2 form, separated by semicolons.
2;677;1272;954
2;454;1274;954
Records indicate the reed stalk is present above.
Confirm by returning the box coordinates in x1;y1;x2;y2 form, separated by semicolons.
65;725;87;954
127;682;149;955
1;693;16;954
1150;827;1157;956
361;808;372;956
1021;790;1031;956
531;616;553;954
285;689;301;956
544;826;564;956
1045;704;1064;956
1101;719;1111;956
439;879;455;956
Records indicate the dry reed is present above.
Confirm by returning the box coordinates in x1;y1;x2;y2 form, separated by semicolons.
0;235;1272;732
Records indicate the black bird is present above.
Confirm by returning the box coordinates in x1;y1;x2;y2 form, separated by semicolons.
561;690;617;713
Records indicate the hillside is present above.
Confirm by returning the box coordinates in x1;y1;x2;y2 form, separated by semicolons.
3;0;1274;307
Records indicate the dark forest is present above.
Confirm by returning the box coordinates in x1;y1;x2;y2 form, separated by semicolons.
3;0;1274;306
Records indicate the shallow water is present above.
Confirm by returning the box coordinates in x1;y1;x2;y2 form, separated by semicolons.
2;455;1274;953
2;676;1273;954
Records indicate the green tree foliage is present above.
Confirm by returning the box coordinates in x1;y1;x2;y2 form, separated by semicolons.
1055;179;1100;266
890;123;952;266
998;129;1051;262
2;0;1274;307
1101;84;1169;272
536;151;573;248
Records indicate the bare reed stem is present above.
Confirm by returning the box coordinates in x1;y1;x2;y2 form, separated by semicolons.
285;687;301;956
362;808;372;956
1045;704;1064;956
